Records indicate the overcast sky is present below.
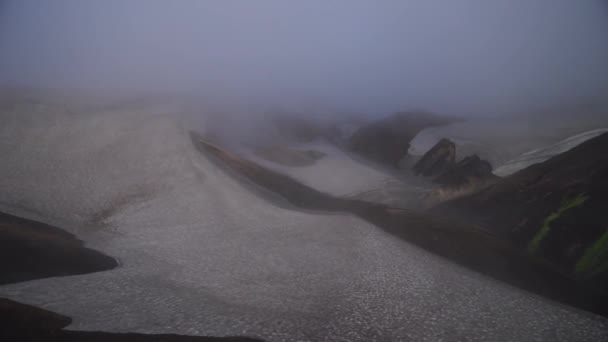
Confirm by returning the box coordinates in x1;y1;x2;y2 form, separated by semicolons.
1;0;607;115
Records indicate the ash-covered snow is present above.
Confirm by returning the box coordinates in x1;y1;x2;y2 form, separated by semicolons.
493;128;608;176
0;103;607;341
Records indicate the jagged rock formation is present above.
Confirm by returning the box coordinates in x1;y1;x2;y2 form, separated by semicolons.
412;138;456;176
349;111;454;168
412;139;497;190
433;133;608;289
434;154;497;188
0;211;117;285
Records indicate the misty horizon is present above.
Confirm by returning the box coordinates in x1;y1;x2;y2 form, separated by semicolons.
1;1;608;117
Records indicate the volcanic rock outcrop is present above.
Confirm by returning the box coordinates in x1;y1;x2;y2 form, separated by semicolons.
433;133;608;289
412;138;497;189
349;111;454;168
412;138;456;176
434;154;497;188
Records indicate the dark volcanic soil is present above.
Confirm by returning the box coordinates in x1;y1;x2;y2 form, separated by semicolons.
432;133;608;289
0;298;263;342
0;211;117;285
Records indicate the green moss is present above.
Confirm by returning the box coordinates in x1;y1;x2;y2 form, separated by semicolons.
527;194;588;255
576;228;608;277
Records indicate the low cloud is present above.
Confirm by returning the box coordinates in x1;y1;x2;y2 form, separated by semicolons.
1;0;607;116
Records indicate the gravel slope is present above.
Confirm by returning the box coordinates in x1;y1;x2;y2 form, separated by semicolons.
0;104;607;341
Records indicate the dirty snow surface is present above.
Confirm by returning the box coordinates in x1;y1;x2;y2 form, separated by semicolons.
410;113;608;172
1;103;607;341
244;142;433;209
493;128;608;176
245;142;398;198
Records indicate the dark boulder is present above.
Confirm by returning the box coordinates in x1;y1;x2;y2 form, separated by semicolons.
412;138;456;176
434;154;496;188
349;111;455;168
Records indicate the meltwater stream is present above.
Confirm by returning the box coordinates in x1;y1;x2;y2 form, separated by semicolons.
0;105;607;341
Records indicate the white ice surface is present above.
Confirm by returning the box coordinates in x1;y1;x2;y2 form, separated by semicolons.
0;105;607;341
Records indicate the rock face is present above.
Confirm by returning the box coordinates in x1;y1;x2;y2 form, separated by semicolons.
0;211;118;285
412;138;456;176
349;111;453;168
411;138;497;190
432;133;608;289
434;154;496;188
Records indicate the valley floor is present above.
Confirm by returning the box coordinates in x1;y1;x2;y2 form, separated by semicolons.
1;103;607;341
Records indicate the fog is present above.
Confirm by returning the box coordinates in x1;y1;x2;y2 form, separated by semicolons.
1;0;608;116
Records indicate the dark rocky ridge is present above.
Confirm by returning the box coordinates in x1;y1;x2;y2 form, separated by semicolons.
433;154;498;188
433;133;608;291
191;131;608;317
0;298;263;342
0;211;117;285
412;138;499;192
412;138;456;177
349;111;455;168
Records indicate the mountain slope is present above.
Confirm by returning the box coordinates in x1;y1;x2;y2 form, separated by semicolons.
433;133;608;286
